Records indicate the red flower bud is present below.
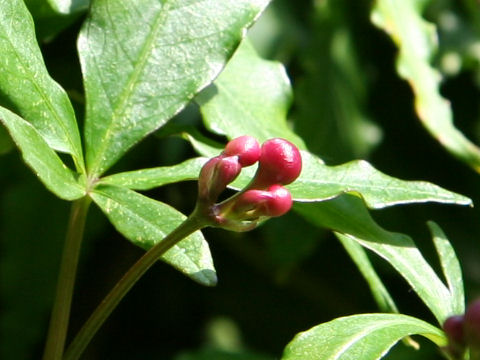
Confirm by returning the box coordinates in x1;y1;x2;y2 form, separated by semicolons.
443;315;465;346
232;185;292;218
464;299;480;349
198;155;241;203
251;138;302;188
223;135;261;167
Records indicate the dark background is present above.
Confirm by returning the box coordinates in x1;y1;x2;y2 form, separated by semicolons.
1;0;479;359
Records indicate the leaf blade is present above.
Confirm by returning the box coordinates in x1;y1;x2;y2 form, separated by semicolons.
90;185;217;286
428;221;465;315
371;0;480;173
0;0;83;168
336;233;398;314
99;157;208;190
197;39;305;147
282;313;446;360
80;0;270;177
0;107;85;200
295;195;454;324
288;157;471;208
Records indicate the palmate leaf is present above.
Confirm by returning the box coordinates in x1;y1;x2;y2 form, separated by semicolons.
0;107;85;200
0;0;84;170
79;0;270;178
282;314;446;360
295;195;460;324
90;185;217;286
336;234;398;314
371;0;480;173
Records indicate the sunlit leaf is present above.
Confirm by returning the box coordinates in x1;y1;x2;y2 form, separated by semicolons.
336;233;398;314
295;195;456;324
0;0;84;170
80;0;270;178
99;157;208;190
282;313;446;360
91;185;217;286
0;107;85;200
197;39;305;148
428;221;465;315
372;0;480;173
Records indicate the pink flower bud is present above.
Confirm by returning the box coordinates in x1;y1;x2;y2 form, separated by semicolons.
443;315;465;346
231;185;292;218
198;155;241;203
251;138;302;188
223;135;261;167
264;184;292;217
464;299;480;349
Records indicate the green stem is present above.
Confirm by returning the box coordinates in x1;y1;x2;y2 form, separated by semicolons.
42;197;91;360
63;214;207;360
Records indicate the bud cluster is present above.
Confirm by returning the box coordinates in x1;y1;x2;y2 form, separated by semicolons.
443;298;480;359
196;136;302;231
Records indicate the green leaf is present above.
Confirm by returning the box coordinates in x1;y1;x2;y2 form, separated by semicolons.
47;0;89;14
371;0;480;173
197;39;305;148
336;233;398;314
99;157;208;190
294;195;455;324
288;157;472;208
0;0;84;170
80;0;270;178
282;314;446;360
428;221;465;315
227;152;471;209
90;185;217;286
0;107;85;200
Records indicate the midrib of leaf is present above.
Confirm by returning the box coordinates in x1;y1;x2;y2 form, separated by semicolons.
93;188;200;269
333;320;401;358
0;19;83;171
88;1;171;177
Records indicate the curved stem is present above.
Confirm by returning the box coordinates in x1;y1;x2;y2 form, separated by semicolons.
63;214;207;360
42;197;91;360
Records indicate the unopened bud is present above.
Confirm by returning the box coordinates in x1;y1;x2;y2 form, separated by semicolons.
198;156;241;204
223;135;261;167
251;138;302;189
231;185;292;219
443;315;465;347
465;299;480;349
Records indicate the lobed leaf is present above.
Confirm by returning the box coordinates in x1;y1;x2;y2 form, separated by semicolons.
288;157;471;208
428;221;465;315
79;0;270;178
99;157;208;190
197;39;305;148
295;194;456;324
372;0;480;173
90;185;217;286
282;313;446;360
336;233;398;314
0;0;84;170
0;107;85;200
227;151;471;209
